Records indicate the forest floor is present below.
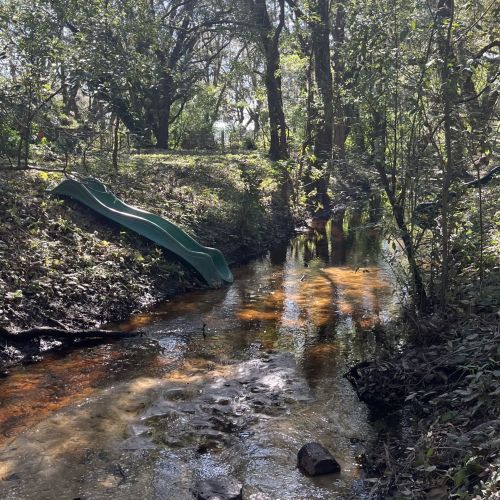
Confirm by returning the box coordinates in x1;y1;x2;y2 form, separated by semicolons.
0;151;294;371
348;312;499;499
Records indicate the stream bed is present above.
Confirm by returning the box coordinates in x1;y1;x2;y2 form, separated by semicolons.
0;225;398;499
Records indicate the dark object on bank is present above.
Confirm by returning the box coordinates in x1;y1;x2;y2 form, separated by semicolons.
464;165;500;188
345;361;404;416
297;442;341;476
192;477;243;500
414;165;499;228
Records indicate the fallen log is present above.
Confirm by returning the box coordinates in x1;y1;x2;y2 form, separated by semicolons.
0;325;140;342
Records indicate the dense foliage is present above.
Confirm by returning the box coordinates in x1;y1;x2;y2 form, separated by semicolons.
0;1;499;497
1;0;498;312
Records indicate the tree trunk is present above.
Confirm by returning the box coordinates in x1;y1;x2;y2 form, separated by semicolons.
250;0;288;161
61;65;80;119
332;0;346;156
372;111;429;311
155;104;171;149
437;0;455;309
302;51;314;154
309;0;334;219
155;72;173;149
265;52;288;160
112;114;120;171
106;89;150;147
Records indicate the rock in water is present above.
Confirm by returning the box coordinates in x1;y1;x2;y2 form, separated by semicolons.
297;442;341;476
193;477;243;499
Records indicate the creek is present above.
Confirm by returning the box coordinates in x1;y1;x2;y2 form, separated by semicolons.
0;223;398;499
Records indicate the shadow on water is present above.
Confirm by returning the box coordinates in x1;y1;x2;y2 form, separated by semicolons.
0;221;398;499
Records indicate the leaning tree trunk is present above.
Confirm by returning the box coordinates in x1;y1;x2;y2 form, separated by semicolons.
372;111;429;311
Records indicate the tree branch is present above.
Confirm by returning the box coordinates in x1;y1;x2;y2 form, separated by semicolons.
0;326;140;342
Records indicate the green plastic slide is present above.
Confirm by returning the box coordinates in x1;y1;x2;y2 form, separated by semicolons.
52;177;233;287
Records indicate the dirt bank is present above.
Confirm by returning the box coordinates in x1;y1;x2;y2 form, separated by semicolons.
0;152;294;371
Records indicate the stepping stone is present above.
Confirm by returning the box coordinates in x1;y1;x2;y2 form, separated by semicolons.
193;477;243;500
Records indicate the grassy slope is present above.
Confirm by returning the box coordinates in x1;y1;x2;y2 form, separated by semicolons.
0;152;292;331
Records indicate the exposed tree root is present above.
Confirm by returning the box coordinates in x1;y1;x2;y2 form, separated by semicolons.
0;326;139;342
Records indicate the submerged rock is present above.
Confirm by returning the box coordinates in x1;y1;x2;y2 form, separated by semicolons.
193;477;243;499
297;442;341;476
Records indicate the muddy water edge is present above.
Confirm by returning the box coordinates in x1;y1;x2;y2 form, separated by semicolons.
0;223;399;499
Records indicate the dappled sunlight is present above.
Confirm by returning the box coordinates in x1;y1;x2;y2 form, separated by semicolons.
235;287;285;322
235;263;391;332
0;460;15;481
166;359;232;384
304;343;339;359
322;266;390;297
0;228;397;499
114;312;157;331
113;301;200;332
298;276;336;327
236;308;281;321
0;352;116;445
0;339;174;446
0;372;172;498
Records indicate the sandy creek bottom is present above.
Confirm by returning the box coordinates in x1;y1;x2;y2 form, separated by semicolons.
0;225;398;499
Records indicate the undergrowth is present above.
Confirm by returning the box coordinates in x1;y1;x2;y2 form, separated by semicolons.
0;151;292;335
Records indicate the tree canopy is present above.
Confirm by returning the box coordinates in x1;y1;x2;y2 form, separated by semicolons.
0;0;499;310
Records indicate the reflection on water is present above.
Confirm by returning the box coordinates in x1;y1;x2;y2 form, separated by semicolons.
0;224;397;499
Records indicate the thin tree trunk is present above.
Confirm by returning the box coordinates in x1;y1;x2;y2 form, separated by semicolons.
24;121;30;169
112;115;120;171
302;50;314;154
17;137;23;169
437;0;455;309
332;0;347;169
372;111;428;310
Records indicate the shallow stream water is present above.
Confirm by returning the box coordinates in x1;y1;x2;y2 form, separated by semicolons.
0;224;397;499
